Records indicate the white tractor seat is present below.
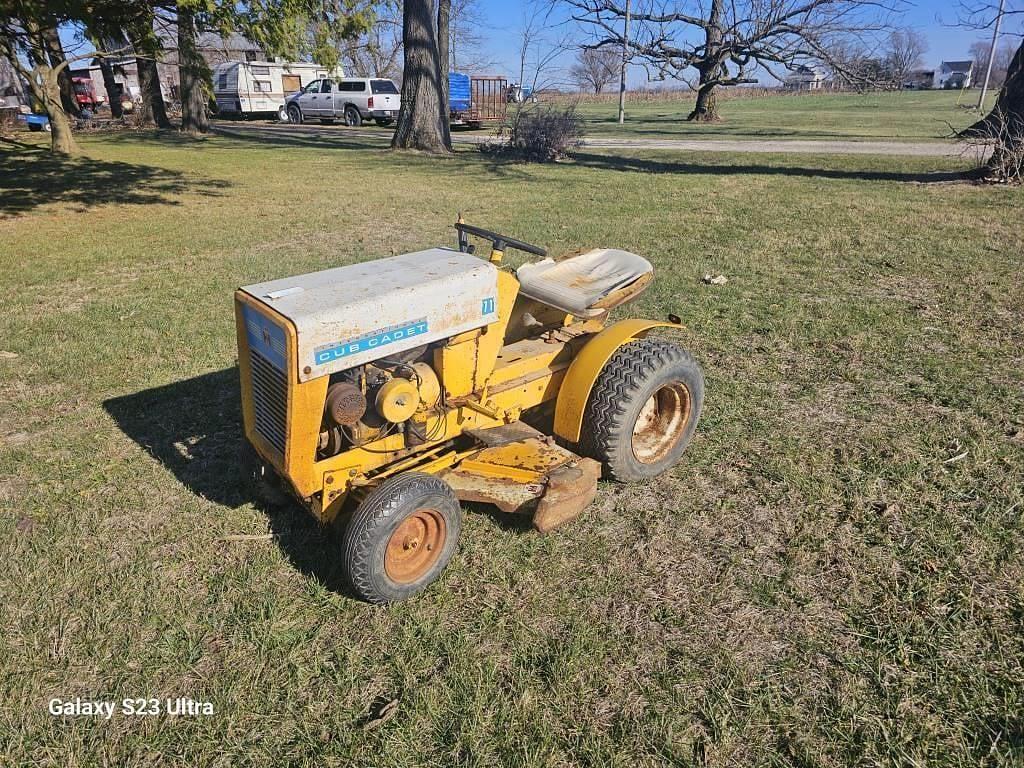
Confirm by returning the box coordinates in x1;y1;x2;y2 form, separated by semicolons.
516;249;654;317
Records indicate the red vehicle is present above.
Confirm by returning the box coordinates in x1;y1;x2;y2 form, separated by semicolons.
72;76;103;110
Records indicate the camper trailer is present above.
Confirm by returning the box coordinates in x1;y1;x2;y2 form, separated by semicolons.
213;61;342;120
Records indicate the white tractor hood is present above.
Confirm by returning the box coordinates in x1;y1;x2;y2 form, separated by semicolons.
240;248;500;382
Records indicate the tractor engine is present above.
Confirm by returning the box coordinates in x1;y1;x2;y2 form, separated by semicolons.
235;247;499;469
317;348;444;458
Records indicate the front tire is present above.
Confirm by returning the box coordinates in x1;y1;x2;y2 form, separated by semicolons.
286;103;302;124
340;472;462;603
579;339;704;482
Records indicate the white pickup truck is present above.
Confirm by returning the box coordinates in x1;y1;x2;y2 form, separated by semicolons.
284;77;401;127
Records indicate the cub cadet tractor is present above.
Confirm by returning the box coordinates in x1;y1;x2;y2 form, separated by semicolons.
235;220;704;603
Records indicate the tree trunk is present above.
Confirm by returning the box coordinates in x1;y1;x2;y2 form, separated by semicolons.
178;8;209;135
42;66;77;154
8;25;78;154
962;38;1024;181
687;0;723;122
687;76;720;122
137;56;172;128
98;57;123;118
43;27;81;117
132;9;172;129
438;0;451;118
978;40;1024;181
392;0;451;152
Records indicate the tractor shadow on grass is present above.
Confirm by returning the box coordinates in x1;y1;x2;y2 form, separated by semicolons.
103;367;353;597
103;368;536;597
0;147;232;216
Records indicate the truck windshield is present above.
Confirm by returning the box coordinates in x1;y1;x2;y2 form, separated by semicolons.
371;80;399;94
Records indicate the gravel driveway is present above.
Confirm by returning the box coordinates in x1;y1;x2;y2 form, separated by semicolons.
213;121;969;158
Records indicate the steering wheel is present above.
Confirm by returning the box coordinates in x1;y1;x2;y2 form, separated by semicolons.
455;221;547;258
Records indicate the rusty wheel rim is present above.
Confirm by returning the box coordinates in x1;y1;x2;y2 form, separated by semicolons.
631;382;692;464
384;508;446;584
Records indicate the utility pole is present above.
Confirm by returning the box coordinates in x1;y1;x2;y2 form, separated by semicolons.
617;0;630;124
977;0;1006;111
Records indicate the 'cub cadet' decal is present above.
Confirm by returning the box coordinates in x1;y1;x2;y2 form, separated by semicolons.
313;319;429;366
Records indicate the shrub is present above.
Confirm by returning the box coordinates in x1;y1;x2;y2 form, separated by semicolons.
481;105;585;163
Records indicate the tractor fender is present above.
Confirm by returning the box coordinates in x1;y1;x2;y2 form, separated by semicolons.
554;318;680;444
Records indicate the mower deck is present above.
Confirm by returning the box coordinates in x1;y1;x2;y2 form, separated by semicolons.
442;422;601;532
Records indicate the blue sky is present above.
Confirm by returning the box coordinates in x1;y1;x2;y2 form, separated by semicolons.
470;0;1019;87
59;0;1018;86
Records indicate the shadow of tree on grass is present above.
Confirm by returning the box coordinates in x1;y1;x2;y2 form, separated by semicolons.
0;147;231;216
570;151;972;183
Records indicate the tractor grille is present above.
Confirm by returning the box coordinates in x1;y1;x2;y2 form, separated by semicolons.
249;347;288;454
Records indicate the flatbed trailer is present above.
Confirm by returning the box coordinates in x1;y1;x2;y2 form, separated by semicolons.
449;74;507;129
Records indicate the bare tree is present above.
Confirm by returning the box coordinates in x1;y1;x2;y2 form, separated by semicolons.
487;1;582;161
392;0;451;152
515;0;573;100
885;28;927;85
570;46;620;93
958;0;1024;31
448;0;493;72
341;0;403;77
344;0;492;79
970;38;1017;88
565;0;903;122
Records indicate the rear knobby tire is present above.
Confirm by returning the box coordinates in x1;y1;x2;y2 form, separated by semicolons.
340;472;462;603
579;338;704;482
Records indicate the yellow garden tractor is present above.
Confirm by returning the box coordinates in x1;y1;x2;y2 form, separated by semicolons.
235;220;704;602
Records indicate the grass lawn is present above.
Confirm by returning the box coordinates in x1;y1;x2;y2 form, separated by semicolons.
1;131;1022;766
576;90;980;142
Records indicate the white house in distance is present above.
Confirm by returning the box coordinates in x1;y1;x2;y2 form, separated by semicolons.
935;60;974;89
783;65;831;90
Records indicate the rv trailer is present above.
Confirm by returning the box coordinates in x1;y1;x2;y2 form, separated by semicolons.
213;61;343;120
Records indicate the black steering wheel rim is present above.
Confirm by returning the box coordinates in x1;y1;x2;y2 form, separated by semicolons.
455;221;547;258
